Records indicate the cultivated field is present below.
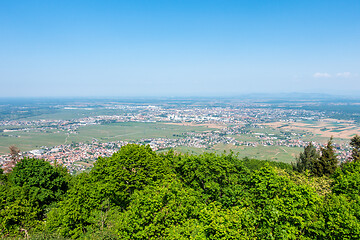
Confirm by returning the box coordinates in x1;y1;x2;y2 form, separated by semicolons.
163;122;226;129
263;118;360;140
2;119;355;163
0;122;213;154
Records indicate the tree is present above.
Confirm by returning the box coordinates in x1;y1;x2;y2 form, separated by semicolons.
90;144;170;208
313;194;360;239
332;161;360;199
244;165;320;239
0;168;6;185
200;203;256;240
46;172;103;238
171;152;249;207
350;135;360;162
0;157;69;237
312;138;338;177
3;145;21;173
5;143;360;239
114;179;205;240
293;142;319;173
0;188;41;237
10;157;69;207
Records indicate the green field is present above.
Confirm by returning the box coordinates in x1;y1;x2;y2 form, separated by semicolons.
0;122;214;154
169;143;302;163
0;121;307;163
14;107;132;121
0;130;70;154
214;144;302;163
232;135;259;142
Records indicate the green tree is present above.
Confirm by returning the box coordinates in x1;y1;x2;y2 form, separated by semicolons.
0;175;41;237
114;179;205;240
293;142;319;173
171;152;250;207
10;157;69;207
46;172;105;239
6;144;360;239
332;161;360;199
0;158;69;237
312;138;338;177
312;194;360;239
90;144;170;208
0;188;41;238
242;157;292;171
244;165;320;239
0;168;6;185
350;135;360;162
199;202;257;240
47;144;170;238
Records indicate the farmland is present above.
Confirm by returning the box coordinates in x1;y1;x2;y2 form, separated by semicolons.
263;118;360;141
0;122;214;154
1;97;360;168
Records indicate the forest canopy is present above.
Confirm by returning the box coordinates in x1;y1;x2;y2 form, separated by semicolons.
1;142;360;239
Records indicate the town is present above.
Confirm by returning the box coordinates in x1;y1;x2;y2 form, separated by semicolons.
1;100;357;173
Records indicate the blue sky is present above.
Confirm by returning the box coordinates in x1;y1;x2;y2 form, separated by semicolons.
0;0;359;97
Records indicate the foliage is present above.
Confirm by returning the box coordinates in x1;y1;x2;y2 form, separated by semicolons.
244;165;321;239
276;168;332;197
332;161;360;199
293;138;339;178
46;172;103;238
11;158;68;207
90;144;169;208
312;138;338;177
0;186;41;237
292;142;319;173
199;202;257;240
114;179;205;239
1;143;360;239
0;167;6;184
171;152;249;206
242;157;293;171
1;157;69;238
312;194;360;239
350;134;360;162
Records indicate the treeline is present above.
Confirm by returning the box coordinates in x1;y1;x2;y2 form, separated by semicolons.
293;136;360;176
1;140;360;239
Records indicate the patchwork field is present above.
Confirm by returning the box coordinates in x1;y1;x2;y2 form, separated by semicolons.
263;118;360;140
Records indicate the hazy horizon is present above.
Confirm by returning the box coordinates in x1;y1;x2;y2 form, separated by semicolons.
1;1;359;97
1;92;360;102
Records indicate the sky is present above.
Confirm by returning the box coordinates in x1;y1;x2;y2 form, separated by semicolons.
0;0;359;97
